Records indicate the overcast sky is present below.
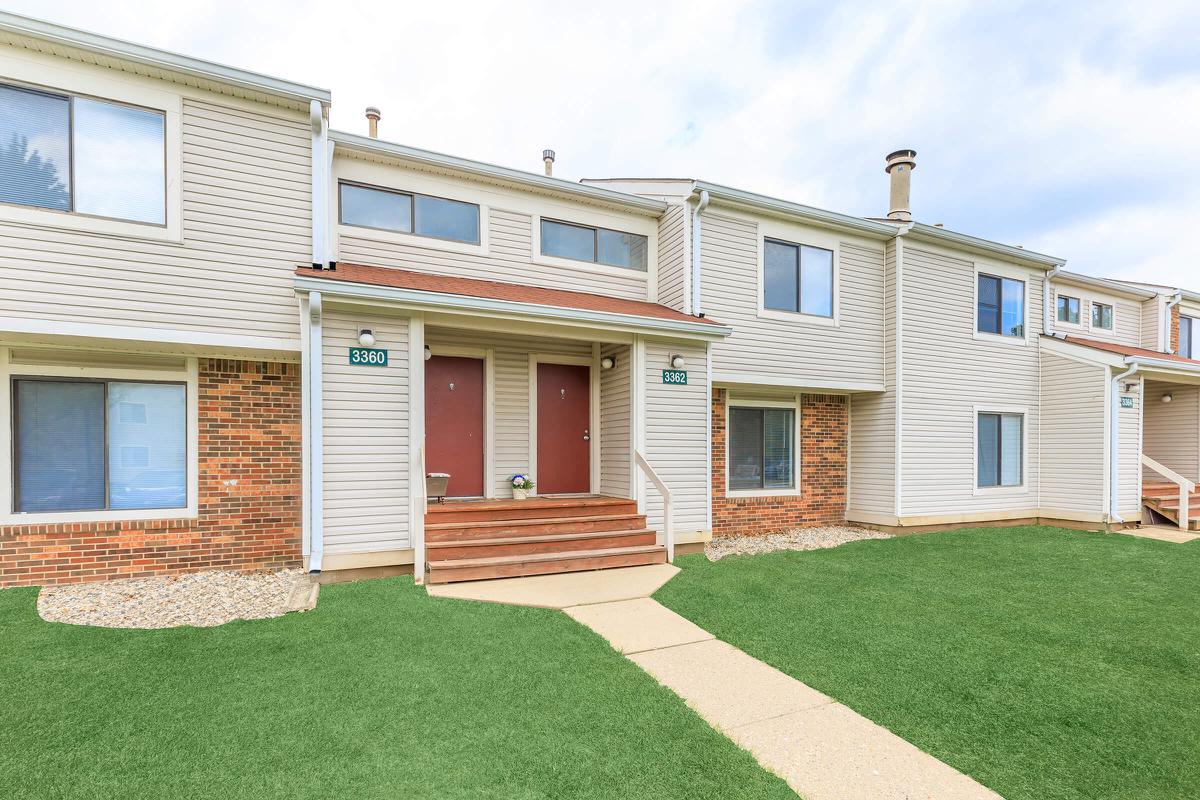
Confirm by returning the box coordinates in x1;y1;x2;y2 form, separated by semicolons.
18;0;1200;288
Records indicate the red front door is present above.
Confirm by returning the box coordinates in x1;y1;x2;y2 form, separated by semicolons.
425;355;485;497
536;362;590;494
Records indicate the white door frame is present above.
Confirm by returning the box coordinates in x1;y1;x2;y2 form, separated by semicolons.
427;345;496;499
529;353;600;495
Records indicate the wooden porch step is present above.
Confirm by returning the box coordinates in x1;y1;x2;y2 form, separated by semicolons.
426;528;657;560
426;544;667;584
426;496;636;524
1142;483;1198;499
425;513;647;542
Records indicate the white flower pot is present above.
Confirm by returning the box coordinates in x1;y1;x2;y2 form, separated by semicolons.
513;488;529;501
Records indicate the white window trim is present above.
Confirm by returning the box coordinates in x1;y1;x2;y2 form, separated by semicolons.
972;262;1033;346
425;344;496;499
527;353;600;496
530;214;655;283
755;223;841;328
1088;300;1116;336
0;348;199;524
0;53;182;243
1054;292;1083;329
336;180;490;257
972;404;1030;497
725;394;803;498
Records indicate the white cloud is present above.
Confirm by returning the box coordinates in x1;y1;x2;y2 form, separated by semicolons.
7;0;1199;288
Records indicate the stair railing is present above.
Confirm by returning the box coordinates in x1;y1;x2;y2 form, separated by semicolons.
1141;454;1196;531
634;450;674;562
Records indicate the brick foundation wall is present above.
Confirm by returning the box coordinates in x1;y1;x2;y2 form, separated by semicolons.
0;359;302;587
712;389;847;537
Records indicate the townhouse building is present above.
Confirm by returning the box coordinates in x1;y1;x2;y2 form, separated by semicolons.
1;12;1196;588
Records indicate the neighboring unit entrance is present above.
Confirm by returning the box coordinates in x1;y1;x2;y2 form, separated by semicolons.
425;355;485;497
536;362;591;494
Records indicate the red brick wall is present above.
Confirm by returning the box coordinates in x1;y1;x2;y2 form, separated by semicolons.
711;389;847;537
1170;304;1180;353
0;359;302;587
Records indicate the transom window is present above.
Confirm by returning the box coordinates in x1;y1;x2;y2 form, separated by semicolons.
728;405;796;492
1091;302;1113;330
977;274;1025;337
540;219;648;270
339;182;480;244
977;412;1023;488
1181;315;1196;359
1056;295;1080;324
0;82;166;225
13;379;186;513
764;239;834;317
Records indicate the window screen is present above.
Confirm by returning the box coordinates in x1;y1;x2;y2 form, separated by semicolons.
729;406;795;491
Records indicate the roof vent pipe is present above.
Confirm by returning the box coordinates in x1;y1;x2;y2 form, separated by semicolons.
365;106;381;138
885;149;917;221
543;149;556;176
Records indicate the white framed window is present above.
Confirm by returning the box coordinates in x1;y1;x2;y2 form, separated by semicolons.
726;396;801;496
1091;301;1113;331
1056;294;1080;325
974;407;1026;492
1180;315;1196;359
978;274;1026;338
0;350;198;524
539;218;648;271
339;181;480;245
763;238;834;318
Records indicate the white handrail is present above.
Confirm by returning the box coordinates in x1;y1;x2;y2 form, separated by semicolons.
634;450;673;562
1141;454;1195;531
415;443;428;584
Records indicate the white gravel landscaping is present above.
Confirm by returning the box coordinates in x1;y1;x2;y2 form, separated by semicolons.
37;568;311;629
705;526;891;561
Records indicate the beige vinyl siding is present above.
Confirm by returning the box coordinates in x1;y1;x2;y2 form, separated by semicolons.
1039;352;1106;516
700;210;886;388
1140;296;1163;351
656;203;688;313
1143;381;1199;483
1118;378;1143;519
600;343;632;497
899;245;1042;516
642;338;709;536
424;328;593;497
0;98;310;342
847;238;896;517
321;310;410;554
1049;283;1141;345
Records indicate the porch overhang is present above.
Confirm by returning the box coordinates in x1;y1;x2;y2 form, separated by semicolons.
294;265;732;342
1043;335;1200;383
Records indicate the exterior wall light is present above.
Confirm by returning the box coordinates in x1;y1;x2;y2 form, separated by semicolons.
424;345;432;361
358;328;375;347
600;356;616;370
1162;393;1173;403
670;354;686;370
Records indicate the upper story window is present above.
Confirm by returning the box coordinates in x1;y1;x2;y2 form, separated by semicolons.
1056;295;1080;324
339;182;480;244
977;274;1025;338
540;219;648;271
0;83;166;225
1091;302;1113;330
1181;315;1196;359
764;238;834;317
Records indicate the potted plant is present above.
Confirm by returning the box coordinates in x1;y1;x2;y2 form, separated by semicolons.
511;474;534;500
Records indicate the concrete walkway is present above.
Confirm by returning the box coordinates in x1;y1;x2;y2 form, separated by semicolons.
1121;525;1200;544
428;566;1000;799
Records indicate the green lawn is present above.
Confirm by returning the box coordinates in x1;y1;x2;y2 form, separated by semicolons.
0;577;794;800
656;526;1200;800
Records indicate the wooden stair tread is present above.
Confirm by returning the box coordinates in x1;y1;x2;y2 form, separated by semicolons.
428;544;663;570
426;496;633;514
426;513;642;531
427;528;655;550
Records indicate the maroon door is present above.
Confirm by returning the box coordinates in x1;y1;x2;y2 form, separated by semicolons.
537;362;591;494
425;355;484;497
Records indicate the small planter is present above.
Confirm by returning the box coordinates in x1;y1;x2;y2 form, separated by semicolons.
512;488;529;501
426;473;450;503
510;474;534;500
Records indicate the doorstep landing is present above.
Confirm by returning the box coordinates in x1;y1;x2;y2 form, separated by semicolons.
424;563;679;609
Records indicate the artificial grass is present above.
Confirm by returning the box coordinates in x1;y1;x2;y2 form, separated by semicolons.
656;526;1200;800
0;576;795;800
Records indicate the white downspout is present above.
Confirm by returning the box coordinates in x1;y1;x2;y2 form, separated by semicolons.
691;189;710;316
1043;265;1063;337
308;292;324;572
1163;289;1183;352
1108;362;1138;524
309;99;328;267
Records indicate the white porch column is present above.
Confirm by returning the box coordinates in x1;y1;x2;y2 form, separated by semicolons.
409;313;427;584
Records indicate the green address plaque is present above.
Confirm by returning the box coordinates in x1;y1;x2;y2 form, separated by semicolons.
348;347;389;366
661;369;688;385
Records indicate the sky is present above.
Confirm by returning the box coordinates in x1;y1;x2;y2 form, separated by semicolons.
15;0;1200;288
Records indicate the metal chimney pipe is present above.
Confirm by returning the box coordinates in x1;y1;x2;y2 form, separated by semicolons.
884;149;917;221
365;107;381;138
543;149;556;176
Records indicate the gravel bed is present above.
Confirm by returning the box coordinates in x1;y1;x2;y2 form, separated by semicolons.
37;568;306;629
705;525;891;561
